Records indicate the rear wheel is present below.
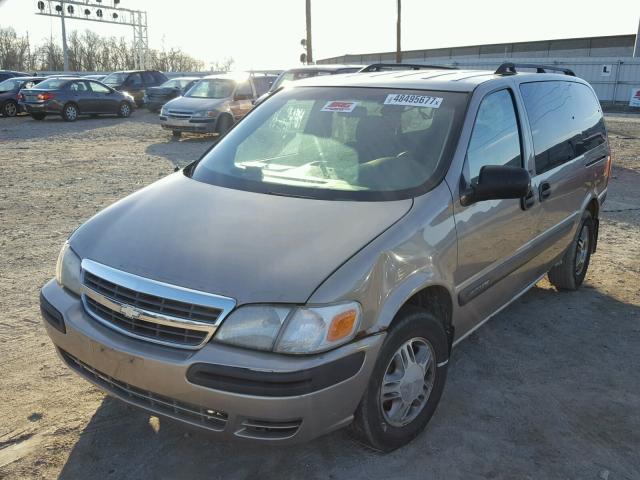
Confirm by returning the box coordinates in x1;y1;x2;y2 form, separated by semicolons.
2;100;18;117
31;113;46;121
117;101;131;118
62;103;78;122
215;114;233;136
350;306;449;452
548;210;595;290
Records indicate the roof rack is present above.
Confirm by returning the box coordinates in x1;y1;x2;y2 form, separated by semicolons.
359;63;457;73
495;62;575;76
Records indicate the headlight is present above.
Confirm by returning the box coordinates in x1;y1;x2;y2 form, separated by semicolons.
215;302;361;354
214;305;290;351
55;241;82;295
160;106;167;116
192;110;217;118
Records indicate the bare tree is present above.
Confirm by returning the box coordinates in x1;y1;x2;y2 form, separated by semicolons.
0;27;208;72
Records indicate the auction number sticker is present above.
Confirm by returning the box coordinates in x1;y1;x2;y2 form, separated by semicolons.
383;93;443;108
321;100;358;112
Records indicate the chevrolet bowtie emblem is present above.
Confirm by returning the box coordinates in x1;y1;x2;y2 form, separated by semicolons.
120;304;141;320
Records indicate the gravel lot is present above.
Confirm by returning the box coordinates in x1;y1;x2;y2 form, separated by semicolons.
0;111;639;480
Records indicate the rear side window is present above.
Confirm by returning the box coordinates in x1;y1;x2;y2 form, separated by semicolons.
142;72;155;84
519;81;605;175
153;72;167;83
465;89;522;182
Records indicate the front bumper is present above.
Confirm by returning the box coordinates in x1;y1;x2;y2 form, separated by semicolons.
159;116;218;133
40;279;384;444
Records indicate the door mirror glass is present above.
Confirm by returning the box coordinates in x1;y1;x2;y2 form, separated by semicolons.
461;165;530;206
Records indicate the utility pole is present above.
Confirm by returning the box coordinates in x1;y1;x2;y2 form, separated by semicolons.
61;2;69;71
396;0;402;63
633;16;640;58
305;0;313;64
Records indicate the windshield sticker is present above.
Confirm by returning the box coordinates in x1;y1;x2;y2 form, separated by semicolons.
383;94;443;108
321;100;358;113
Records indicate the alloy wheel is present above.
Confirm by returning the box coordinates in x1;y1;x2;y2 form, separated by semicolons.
380;337;436;427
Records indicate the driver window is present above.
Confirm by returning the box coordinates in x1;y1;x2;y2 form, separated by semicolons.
465;89;522;182
129;73;143;87
235;81;253;100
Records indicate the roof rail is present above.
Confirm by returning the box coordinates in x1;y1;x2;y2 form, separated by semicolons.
359;63;457;73
495;62;575;76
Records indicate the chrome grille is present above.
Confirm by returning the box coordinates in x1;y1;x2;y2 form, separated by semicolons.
166;109;193;119
81;259;236;349
61;350;228;431
85;297;208;346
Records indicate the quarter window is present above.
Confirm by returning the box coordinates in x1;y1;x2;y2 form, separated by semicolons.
519;81;606;175
466;89;522;182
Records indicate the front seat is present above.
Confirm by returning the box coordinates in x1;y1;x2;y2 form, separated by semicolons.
355;115;400;163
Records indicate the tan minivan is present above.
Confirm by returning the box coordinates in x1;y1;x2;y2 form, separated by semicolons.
41;62;610;451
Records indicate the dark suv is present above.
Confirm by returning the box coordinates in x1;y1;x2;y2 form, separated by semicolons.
101;70;168;106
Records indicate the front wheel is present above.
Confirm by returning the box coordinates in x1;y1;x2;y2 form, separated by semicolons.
62;103;78;122
350;306;449;452
2;100;18;117
117;101;131;118
215;114;233;137
548;210;595;290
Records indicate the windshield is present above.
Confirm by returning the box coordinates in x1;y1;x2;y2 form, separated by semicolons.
185;79;235;99
32;78;68;90
102;72;128;86
190;87;468;200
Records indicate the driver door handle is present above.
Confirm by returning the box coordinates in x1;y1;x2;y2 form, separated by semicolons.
539;182;551;201
521;187;535;210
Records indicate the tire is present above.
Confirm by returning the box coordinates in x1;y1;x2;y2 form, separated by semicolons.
350;306;449;452
62;103;78;122
548;210;595;291
117;102;132;118
31;113;46;121
215;114;233;136
171;130;182;139
2;100;18;117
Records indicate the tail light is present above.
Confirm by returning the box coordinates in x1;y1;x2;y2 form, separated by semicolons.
37;92;54;101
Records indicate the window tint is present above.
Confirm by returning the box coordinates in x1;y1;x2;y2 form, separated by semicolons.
129;73;143;87
89;81;110;93
519;81;605;175
571;83;606;156
142;72;155;84
235;80;253;99
466;89;522;182
153;72;167;83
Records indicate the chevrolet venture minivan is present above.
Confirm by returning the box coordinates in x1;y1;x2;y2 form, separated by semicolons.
40;63;610;451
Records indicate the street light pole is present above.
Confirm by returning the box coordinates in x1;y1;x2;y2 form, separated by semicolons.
305;0;313;64
60;1;69;71
396;0;402;63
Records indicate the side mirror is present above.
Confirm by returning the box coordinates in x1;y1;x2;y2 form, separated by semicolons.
461;165;530;206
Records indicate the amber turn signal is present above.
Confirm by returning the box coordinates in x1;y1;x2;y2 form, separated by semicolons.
327;309;359;342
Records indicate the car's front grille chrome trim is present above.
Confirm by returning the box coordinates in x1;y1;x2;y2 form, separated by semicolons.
80;259;236;349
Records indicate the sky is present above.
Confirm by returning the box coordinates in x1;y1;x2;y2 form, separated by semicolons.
0;0;638;70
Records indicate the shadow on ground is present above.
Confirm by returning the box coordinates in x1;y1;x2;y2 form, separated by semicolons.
57;284;640;480
145;135;217;169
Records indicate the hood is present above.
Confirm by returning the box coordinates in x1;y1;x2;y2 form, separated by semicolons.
70;173;412;305
164;96;228;112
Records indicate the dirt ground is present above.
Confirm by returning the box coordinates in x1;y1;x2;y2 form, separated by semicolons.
0;111;639;480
